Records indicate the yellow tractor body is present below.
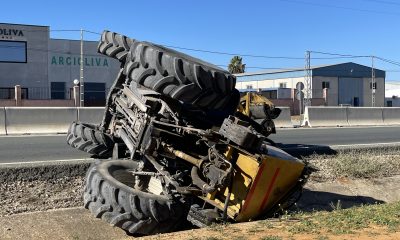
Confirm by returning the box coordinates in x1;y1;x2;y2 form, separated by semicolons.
205;145;305;221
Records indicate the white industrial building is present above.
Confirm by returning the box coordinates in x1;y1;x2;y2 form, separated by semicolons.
235;62;386;108
385;81;400;107
0;23;120;106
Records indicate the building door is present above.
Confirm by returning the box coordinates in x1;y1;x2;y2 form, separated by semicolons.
338;77;363;106
51;82;66;99
353;97;359;107
84;82;106;106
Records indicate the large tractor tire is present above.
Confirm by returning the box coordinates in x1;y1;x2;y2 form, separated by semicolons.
124;40;236;110
83;160;188;235
96;31;237;111
98;31;135;62
67;121;113;158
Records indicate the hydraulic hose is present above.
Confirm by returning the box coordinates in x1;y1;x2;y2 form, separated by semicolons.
191;166;216;194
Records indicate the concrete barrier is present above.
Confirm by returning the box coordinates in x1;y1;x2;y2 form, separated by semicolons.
302;106;349;127
347;107;384;126
5;107;77;134
77;107;104;125
274;107;293;128
383;107;400;125
0;107;6;135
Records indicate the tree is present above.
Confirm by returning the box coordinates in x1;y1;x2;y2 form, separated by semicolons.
228;56;246;74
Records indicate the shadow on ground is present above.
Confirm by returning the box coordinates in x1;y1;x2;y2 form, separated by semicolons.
295;189;385;212
275;143;337;158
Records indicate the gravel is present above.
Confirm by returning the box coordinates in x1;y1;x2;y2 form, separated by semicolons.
0;162;89;216
0;176;84;216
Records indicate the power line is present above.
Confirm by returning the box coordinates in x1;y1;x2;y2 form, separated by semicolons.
376;57;400;67
162;45;305;60
311;51;400;68
217;64;399;73
162;45;368;60
310;51;369;58
0;40;362;60
83;30;101;35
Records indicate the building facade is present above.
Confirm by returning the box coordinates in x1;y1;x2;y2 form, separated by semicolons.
385;81;400;107
235;62;386;107
0;23;120;106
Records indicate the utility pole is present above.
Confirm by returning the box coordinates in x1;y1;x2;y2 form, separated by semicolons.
371;55;376;107
80;29;84;107
304;51;312;109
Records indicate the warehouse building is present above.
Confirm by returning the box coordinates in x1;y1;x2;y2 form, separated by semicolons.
235;62;386;108
385;81;400;107
0;23;120;106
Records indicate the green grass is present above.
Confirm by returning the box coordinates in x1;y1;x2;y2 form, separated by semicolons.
287;201;400;234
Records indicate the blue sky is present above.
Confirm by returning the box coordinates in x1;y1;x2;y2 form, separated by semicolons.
2;0;400;80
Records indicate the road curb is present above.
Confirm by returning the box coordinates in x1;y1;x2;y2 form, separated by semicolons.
0;159;92;183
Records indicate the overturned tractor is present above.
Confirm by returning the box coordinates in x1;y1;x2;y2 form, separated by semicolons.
67;31;311;235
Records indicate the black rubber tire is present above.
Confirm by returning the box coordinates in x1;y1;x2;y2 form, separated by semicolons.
83;160;188;235
67;121;113;158
98;31;135;62
122;36;236;110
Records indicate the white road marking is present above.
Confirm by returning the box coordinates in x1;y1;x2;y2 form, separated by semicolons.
0;134;67;138
277;125;400;131
330;142;400;148
0;158;92;166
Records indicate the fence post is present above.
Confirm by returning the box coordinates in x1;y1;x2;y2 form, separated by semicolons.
73;86;80;107
323;88;328;106
15;85;22;106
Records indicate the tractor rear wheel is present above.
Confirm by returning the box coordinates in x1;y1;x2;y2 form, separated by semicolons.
83;160;189;235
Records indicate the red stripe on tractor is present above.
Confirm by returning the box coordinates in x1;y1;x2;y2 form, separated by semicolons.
241;162;266;213
258;168;281;212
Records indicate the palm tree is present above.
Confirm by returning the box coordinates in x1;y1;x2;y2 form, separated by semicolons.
228;56;246;74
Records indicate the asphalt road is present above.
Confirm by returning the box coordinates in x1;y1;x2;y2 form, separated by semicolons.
271;126;400;146
0;135;90;164
0;126;400;164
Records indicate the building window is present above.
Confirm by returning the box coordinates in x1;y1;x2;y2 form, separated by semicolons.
370;82;377;89
0;41;27;63
279;82;287;88
322;81;330;89
387;100;393;107
51;82;65;99
262;90;277;99
246;84;253;89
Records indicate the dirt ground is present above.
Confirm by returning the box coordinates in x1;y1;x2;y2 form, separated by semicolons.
141;221;400;240
1;175;399;240
2;206;399;240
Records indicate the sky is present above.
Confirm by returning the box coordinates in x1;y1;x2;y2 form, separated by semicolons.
2;0;400;80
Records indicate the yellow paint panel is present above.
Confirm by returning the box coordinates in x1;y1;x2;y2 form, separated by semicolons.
206;148;305;221
235;155;304;221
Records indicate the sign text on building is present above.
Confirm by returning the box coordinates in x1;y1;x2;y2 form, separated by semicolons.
0;28;24;39
51;55;109;67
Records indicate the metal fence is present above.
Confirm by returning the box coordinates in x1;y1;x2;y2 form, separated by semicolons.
27;87;50;99
0;86;111;104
